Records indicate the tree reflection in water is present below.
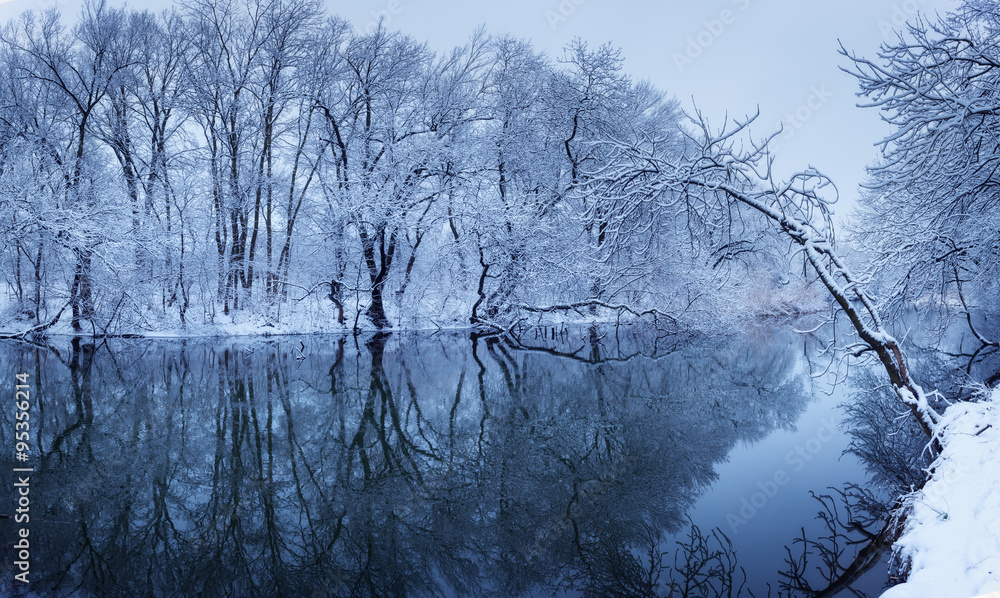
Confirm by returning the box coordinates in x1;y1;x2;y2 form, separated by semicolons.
0;327;823;597
776;325;1000;597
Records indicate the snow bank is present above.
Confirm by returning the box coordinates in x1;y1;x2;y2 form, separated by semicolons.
880;387;1000;598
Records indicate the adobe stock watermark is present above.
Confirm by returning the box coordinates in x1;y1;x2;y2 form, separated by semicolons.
770;84;834;154
546;0;589;31
674;0;753;73
13;371;34;585
20;0;75;12
356;0;404;36
877;0;930;39
726;417;837;534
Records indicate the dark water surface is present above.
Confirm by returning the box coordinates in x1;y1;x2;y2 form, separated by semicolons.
0;326;899;597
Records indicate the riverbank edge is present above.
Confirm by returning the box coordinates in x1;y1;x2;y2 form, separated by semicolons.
0;302;830;340
880;387;1000;598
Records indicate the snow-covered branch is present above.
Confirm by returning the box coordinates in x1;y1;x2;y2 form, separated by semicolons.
582;114;942;445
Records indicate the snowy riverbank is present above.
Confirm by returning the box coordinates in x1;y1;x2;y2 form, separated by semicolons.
881;387;1000;598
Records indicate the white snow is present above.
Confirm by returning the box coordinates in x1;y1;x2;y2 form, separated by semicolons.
880;387;1000;598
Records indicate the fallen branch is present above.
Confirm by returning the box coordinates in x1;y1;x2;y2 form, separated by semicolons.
0;301;69;340
519;300;680;327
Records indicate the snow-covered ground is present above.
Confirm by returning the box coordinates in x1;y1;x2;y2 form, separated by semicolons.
881;387;1000;598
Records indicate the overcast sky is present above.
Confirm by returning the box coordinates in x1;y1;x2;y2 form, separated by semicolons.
0;0;958;220
327;0;958;222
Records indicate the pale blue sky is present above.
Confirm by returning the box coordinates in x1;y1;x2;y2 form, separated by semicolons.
0;0;958;220
331;0;955;221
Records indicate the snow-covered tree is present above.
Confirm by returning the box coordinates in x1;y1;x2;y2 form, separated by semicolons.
0;0;779;333
846;1;1000;345
580;113;942;443
1;1;140;332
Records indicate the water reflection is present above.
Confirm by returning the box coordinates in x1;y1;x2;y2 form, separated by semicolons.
777;320;1000;597
1;327;813;597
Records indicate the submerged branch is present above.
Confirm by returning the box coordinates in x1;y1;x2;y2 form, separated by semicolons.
954;267;998;348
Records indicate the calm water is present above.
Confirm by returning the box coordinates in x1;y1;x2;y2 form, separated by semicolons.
0;325;943;597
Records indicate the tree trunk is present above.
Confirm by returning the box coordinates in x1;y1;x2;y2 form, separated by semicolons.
70;249;95;333
471;246;489;325
358;225;394;329
328;280;345;325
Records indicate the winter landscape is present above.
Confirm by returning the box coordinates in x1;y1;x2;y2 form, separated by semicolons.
0;0;998;596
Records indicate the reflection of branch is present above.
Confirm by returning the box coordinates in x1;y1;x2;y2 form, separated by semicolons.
469;335;491;458
579;521;751;597
812;517;901;598
670;522;748;597
505;328;686;366
780;484;899;597
508;336;589;361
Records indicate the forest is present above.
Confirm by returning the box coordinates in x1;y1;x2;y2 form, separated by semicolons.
1;0;996;340
0;0;827;336
0;0;651;333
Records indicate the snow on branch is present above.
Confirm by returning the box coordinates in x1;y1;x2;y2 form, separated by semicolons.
581;113;942;446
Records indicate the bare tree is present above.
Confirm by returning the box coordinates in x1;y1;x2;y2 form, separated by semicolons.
845;2;1000;346
580;113;943;445
0;2;811;334
1;0;140;332
314;25;488;328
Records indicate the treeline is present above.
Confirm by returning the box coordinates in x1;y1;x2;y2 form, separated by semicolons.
4;0;999;340
845;1;1000;339
0;0;747;333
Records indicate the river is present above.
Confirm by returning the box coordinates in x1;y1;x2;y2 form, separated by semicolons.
2;322;984;597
